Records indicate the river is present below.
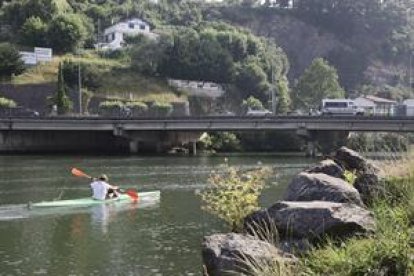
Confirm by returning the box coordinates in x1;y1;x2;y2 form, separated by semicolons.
0;154;312;275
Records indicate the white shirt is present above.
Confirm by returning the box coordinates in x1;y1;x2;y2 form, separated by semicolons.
90;180;112;200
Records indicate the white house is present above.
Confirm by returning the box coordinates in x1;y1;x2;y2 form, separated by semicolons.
97;18;158;50
403;99;414;116
354;95;397;116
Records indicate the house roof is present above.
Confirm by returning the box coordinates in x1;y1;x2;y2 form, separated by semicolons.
354;97;375;107
104;18;150;34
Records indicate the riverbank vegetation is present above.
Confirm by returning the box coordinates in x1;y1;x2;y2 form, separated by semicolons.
200;161;271;232
201;149;413;275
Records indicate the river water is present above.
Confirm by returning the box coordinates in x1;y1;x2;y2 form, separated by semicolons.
0;154;312;275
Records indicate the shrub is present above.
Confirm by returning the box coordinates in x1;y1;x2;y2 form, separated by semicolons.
0;42;25;78
125;101;148;116
99;100;124;108
200;132;241;152
62;60;103;90
200;161;271;232
150;101;172;117
0;97;17;108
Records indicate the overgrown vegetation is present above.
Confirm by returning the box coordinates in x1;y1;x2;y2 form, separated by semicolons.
200;161;271;232
300;153;414;275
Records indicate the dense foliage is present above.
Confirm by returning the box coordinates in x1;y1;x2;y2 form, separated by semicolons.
293;58;344;109
0;42;25;78
54;62;72;114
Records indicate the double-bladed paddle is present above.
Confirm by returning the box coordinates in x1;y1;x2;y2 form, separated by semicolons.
71;168;139;201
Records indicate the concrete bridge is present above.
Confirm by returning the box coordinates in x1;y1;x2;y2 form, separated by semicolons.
0;116;413;154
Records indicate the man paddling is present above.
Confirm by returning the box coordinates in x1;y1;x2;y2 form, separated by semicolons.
90;174;120;200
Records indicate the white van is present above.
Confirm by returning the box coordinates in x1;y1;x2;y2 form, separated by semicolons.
321;99;364;115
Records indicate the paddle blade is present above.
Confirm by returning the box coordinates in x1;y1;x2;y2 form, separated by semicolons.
71;168;91;179
125;189;139;201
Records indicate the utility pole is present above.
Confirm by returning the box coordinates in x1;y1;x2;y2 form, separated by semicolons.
270;65;277;115
78;62;82;115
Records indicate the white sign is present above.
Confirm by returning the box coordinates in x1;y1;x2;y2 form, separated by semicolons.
19;51;37;65
34;47;53;62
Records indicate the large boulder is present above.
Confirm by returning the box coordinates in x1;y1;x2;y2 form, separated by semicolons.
334;146;379;173
306;159;345;179
244;201;376;242
284;172;364;206
202;233;296;276
354;173;384;204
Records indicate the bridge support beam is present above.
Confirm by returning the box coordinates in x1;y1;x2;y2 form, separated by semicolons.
306;141;316;157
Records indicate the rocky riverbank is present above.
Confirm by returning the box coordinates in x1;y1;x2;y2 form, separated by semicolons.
201;147;413;275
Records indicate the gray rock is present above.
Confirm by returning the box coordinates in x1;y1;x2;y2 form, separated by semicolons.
284;172;364;206
202;233;296;276
244;201;376;242
354;173;384;204
334;146;379;173
306;159;345;179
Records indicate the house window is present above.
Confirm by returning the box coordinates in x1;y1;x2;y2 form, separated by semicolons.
112;33;115;41
129;23;134;29
139;24;146;30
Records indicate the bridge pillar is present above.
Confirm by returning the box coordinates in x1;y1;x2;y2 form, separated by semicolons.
306;141;316;157
189;141;197;156
129;140;140;154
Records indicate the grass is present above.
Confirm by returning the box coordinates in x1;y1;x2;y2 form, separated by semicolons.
5;51;183;104
9;52;125;85
300;149;414;276
301;203;412;275
95;70;186;104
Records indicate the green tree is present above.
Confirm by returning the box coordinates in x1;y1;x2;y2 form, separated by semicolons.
293;58;345;109
20;16;48;47
235;60;269;101
242;96;264;111
48;13;88;53
0;43;25;79
276;77;291;114
55;62;72;114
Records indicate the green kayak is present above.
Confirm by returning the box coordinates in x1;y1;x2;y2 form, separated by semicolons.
29;191;160;208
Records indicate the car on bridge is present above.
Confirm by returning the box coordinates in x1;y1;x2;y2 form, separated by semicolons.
246;109;272;116
321;99;364;116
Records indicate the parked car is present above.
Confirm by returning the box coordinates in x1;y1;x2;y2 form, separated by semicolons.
246;109;272;116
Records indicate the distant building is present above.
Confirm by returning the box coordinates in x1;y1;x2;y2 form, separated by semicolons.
403;99;414;116
167;79;225;98
354;95;397;116
96;18;158;50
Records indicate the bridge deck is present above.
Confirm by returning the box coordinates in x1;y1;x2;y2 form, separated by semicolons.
0;116;413;132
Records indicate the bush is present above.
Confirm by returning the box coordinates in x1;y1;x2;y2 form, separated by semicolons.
0;97;17;108
0;42;25;78
200;132;241;152
200;161;271;231
149;101;172;117
347;133;409;152
125;101;148;117
62;60;103;90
